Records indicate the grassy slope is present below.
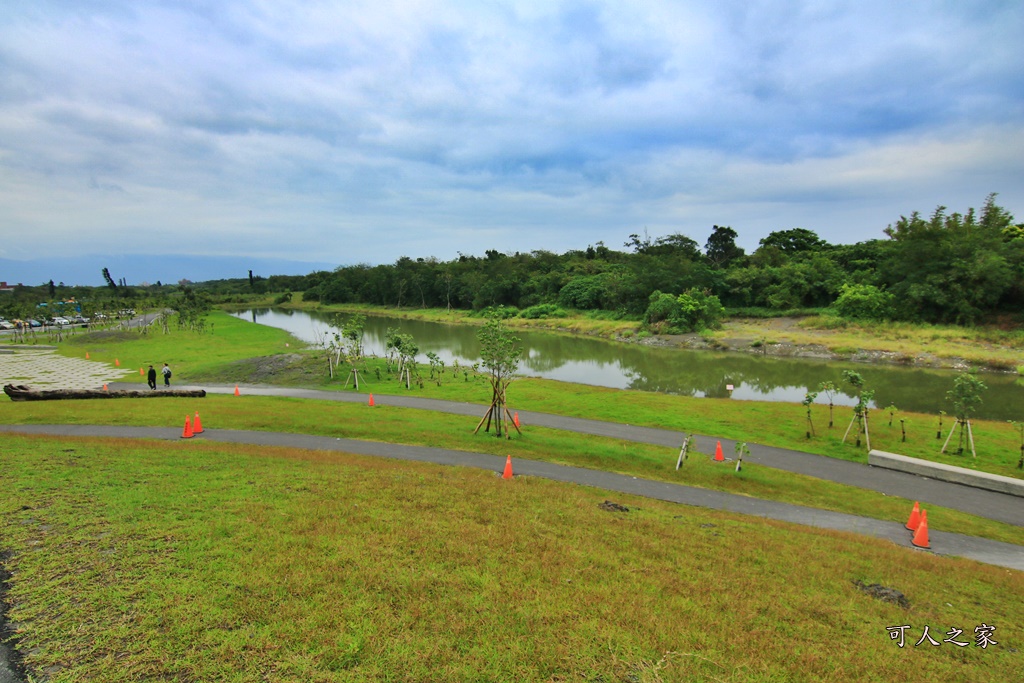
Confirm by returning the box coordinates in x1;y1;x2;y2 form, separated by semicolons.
2;435;1021;682
101;311;1021;478
1;309;1019;679
4;393;1022;547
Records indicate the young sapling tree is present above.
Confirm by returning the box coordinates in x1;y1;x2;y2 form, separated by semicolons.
734;442;750;472
841;370;873;450
942;370;986;457
885;403;898;427
1010;421;1024;470
817;380;839;428
474;313;523;439
802;390;818;439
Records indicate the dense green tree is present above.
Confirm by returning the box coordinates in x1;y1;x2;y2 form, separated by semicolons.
880;195;1015;324
758;228;828;255
705;225;745;267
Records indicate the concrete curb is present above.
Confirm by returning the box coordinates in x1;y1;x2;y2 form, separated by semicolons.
870;449;1024;498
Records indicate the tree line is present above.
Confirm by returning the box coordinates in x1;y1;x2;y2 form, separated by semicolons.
5;194;1021;329
228;194;1019;327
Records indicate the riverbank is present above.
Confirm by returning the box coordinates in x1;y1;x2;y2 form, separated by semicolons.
235;301;1024;374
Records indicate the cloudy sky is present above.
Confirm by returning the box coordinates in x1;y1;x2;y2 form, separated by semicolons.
2;0;1022;282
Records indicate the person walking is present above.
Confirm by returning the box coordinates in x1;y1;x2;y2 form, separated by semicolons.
162;363;172;387
147;365;157;390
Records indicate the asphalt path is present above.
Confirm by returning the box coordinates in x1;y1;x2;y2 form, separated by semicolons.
4;383;1023;572
127;383;1024;527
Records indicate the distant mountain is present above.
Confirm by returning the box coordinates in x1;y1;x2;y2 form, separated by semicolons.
0;254;339;288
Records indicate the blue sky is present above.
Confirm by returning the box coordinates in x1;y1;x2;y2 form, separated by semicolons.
1;1;1022;283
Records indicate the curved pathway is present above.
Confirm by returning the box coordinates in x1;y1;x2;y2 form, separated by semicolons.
4;382;1022;572
152;383;1024;527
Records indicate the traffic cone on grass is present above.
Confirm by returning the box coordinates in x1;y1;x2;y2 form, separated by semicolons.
115;358;120;367
85;352;90;359
502;455;514;480
714;441;725;461
911;510;930;549
140;367;144;375
181;415;194;439
905;501;921;531
193;411;203;434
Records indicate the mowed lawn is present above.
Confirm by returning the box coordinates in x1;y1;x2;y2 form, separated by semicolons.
2;434;1021;682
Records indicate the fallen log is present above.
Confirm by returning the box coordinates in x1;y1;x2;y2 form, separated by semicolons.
4;384;207;401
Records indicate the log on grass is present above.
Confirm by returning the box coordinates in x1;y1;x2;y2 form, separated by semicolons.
4;384;206;401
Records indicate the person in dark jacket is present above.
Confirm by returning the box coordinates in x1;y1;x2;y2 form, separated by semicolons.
147;365;157;390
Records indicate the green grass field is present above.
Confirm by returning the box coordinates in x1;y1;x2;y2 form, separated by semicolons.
2;435;1021;682
1;309;1020;681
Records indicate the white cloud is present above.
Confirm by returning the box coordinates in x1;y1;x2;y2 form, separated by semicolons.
0;1;1021;271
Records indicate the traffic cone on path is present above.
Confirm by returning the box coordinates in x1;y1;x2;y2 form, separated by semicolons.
193;411;203;434
102;383;108;392
369;393;375;407
905;501;921;531
714;440;725;461
181;415;194;439
502;455;514;480
234;385;240;396
514;412;520;428
911;510;930;549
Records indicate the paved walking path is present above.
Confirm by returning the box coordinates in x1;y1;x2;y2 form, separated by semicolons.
157;383;1024;528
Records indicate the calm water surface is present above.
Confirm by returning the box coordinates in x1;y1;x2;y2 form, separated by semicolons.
228;308;1023;421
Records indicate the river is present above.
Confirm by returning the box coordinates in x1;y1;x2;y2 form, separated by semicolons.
227;308;1023;421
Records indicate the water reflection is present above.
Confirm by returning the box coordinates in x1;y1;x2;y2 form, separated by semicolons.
227;309;1022;420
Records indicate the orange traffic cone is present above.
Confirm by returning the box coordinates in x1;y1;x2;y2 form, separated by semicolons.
905;501;921;531
85;352;90;359
115;358;120;367
234;385;240;396
193;411;203;434
911;509;930;549
369;393;375;407
514;411;520;427
181;415;194;439
502;455;514;480
102;383;108;392
139;367;144;375
714;440;725;461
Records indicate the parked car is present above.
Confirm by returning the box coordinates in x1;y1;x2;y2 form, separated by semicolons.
0;319;14;330
52;317;71;325
28;319;42;327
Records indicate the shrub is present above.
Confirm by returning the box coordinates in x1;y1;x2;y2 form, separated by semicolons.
832;284;894;321
477;305;518;320
519;304;568;319
643;289;725;333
